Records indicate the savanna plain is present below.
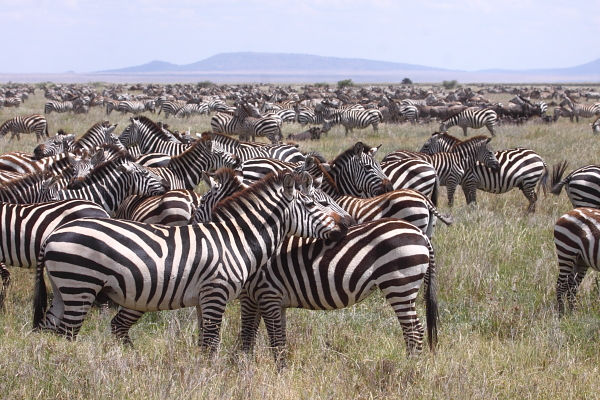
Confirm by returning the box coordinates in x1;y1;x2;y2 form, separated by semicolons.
1;85;600;399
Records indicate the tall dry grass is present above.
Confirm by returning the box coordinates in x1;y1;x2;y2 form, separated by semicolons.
1;86;600;399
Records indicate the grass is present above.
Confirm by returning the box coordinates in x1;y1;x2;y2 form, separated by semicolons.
1;87;600;399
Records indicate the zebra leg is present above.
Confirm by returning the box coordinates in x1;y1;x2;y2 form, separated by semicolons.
521;185;538;213
111;308;145;345
259;300;288;369
0;263;10;310
388;294;424;355
239;291;262;353
56;292;96;340
566;262;589;312
197;295;227;353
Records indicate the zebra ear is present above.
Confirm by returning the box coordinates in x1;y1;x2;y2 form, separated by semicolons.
303;156;315;170
321;163;332;172
300;171;314;194
312;173;323;189
283;173;296;199
369;144;382;157
353;142;365;156
485;138;492;143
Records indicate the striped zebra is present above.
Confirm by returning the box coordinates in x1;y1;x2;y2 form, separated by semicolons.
44;100;74;114
240;142;392;197
114;190;202;226
553;106;573;122
202;132;304;163
592;117;600;134
0;171;59;204
105;99;120;115
175;103;209;118
439;108;498;136
236;103;282;144
119;116;191;156
0;114;48;141
34;121;120;159
322;109;383;135
56;156;169;215
389;132;550;212
380;159;440;205
554;208;600;315
117;100;155;115
143;137;239;190
239;218;438;367
551;163;600;209
388;136;500;207
560;97;600;123
0;262;9;309
33;171;348;347
157;100;187;118
0;199;109;306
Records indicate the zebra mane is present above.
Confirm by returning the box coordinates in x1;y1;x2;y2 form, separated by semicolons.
204;131;239;148
330;142;372;166
303;151;327;163
213;170;293;219
83;148;135;178
435;131;462;144
169;136;210;164
449;135;490;150
76;120;111;145
132;115;174;142
306;157;339;195
0;171;52;194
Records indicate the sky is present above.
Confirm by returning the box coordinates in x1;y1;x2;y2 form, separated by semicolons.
1;0;599;74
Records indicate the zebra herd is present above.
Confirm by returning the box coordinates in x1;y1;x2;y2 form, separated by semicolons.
2;84;600;370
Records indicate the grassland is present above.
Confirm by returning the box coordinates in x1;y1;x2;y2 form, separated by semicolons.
1;87;600;399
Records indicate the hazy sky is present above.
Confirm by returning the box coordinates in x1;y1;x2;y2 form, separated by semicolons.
1;0;598;73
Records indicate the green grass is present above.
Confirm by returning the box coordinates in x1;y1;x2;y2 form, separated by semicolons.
1;87;600;399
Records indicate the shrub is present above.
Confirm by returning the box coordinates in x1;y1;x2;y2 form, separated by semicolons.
197;81;215;88
442;80;458;89
337;79;354;89
401;78;413;85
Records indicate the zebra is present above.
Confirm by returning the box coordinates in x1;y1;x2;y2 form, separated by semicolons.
175;103;209;118
34;121;120;159
322;109;383;135
388;136;500;207
200;131;304;163
238;218;438;368
560;97;600;123
143;136;239;190
236;103;282;144
551;163;600;209
117;100;155;115
0;171;59;204
114;190;203;226
553;106;574;122
44;100;74;114
391;132;550;212
105;99;120;115
554;207;600;315
0;262;9;309
0;199;109;306
592;117;600;134
439;108;498;136
157;100;187;118
33;171;349;347
239;142;392;197
56;155;169;215
119;116;191;156
380;159;440;204
0;114;48;141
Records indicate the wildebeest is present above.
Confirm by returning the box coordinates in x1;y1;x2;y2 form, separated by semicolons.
286;126;322;141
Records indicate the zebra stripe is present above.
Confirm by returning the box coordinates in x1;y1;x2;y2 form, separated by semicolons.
117;100;155;115
0;114;48;141
114;190;202;226
34;172;347;347
0;171;59;204
592;117;600;134
44;100;73;114
322;109;383;135
439;108;498;136
119;116;190;156
203;131;304;163
34;121;120;159
239;218;438;367
551;163;600;209
554;208;600;315
381;159;439;203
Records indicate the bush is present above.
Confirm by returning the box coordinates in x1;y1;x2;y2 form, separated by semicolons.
401;78;413;85
442;80;458;89
197;81;215;88
314;82;329;88
337;79;354;89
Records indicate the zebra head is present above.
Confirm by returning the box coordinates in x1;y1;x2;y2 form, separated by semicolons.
193;168;247;224
472;137;500;171
329;142;393;197
33;132;75;160
419;131;459;154
67;148;104;189
591;118;600;134
118;161;170;196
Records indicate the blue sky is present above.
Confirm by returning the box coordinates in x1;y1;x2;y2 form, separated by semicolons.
1;0;598;73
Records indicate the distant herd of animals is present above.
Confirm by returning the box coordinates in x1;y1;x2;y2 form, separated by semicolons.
0;81;599;368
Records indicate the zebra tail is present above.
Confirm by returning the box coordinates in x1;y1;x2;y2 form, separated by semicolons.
425;240;438;352
430;178;440;207
33;255;48;330
537;162;550;197
550;161;569;196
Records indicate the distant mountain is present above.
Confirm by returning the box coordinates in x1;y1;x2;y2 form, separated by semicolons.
92;52;600;83
98;52;449;74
